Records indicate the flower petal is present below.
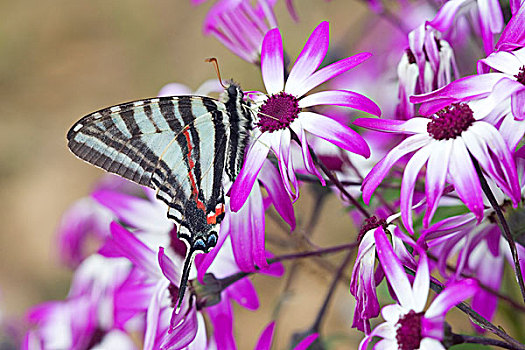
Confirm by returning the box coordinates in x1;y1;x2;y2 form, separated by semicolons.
298;90;381;116
285;22;329;95
158;247;180;285
424;140;453;228
294;333;319;350
400;146;432;234
361;134;431;204
427;0;468;32
230;135;272;212
354;117;429;134
448;138;484;221
258;160;296;230
425;279;478;318
293;52;372;98
299;112;370;157
374;228;415;309
511;89;525;120
261;28;284;94
254;322;275;350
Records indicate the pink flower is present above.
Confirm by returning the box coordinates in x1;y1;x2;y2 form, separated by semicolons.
230;21;380;210
203;0;278;63
428;0;504;54
359;229;478;350
355;102;521;233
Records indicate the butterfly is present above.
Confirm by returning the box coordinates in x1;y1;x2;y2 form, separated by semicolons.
67;81;253;310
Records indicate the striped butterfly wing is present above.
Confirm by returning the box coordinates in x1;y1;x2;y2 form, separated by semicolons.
67;96;231;304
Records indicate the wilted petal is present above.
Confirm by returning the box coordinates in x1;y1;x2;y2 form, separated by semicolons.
299;112;370;157
285;22;329;95
261;28;284;94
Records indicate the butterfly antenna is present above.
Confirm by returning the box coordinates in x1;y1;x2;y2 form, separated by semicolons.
205;57;227;89
175;245;196;314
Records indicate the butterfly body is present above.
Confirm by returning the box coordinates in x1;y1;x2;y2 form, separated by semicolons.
67;83;253;308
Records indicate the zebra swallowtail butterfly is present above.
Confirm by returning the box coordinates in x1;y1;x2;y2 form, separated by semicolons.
67;82;253;310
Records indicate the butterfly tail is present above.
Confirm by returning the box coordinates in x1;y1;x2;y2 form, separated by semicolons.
175;246;196;314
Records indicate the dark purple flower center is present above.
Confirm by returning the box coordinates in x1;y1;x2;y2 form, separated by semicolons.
427;103;475;140
358;216;386;240
257;92;300;132
396;310;424;350
514;66;525;85
168;283;180;308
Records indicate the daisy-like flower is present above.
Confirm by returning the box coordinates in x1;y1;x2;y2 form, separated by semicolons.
411;32;525;150
203;0;278;63
359;228;478;350
427;0;504;54
355;102;521;233
230;21;381;210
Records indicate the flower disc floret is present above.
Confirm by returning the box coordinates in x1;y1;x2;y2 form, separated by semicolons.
396;310;424;350
427;103;475;140
257;92;300;132
515;66;525;85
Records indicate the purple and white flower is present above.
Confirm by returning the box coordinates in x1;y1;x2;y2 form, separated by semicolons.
230;21;381;210
355;102;521;232
359;228;478;350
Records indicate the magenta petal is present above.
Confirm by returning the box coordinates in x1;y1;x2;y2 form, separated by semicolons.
410;73;504;104
427;0;467;32
226;277;259;310
230;138;271;212
374;228;415;309
425;279;478;319
261;28;284;94
162;304;199;349
197;221;229;282
299;112;370;157
424;141;452;228
496;5;525;50
286;21;329;95
294;333;319;350
254;322;276;350
109;222;159;277
293;52;372;98
448;138;484;220
93;190;170;231
258;160;295;230
512;89;525;120
143;281;165;350
353;117;429;134
291;121;325;185
361;134;431;204
298;90;381;116
158;247;180;285
400;146;432;234
207;302;237;350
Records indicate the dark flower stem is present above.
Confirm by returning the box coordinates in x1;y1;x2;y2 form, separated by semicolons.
424;270;525;350
472;159;525;303
310;248;355;332
218;242;359;290
450;333;521;350
427;253;525;313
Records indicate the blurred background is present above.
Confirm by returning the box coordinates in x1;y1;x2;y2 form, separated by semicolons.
0;1;499;349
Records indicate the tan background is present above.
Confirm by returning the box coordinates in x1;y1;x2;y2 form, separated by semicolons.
0;1;505;349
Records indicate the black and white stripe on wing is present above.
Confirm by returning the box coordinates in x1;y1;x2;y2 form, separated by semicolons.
67;83;254;312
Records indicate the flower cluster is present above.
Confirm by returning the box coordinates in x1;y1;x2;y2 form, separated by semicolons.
19;0;525;349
